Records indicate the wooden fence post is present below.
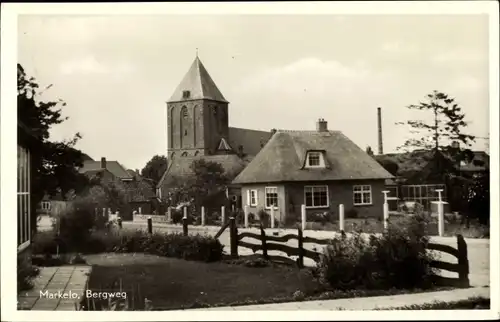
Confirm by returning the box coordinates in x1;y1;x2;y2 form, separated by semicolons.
221;206;226;225
182;218;188;236
297;227;304;268
339;204;345;233
301;204;306;231
260;225;268;260
147;216;152;234
244;205;249;228
201;206;206;226
457;234;470;288
229;217;238;258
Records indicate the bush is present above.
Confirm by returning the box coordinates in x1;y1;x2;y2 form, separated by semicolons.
171;209;184;224
317;215;436;290
33;229;224;263
308;212;334;226
257;209;279;228
18;253;40;292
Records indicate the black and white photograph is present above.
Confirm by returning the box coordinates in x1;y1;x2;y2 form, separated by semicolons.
1;1;498;320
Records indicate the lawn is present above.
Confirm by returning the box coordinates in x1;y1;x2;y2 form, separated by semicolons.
84;253;320;310
83;253;453;311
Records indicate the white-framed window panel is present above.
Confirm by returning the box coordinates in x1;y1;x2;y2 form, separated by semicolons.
248;189;258;206
308;152;321;166
41;201;51;210
265;187;278;209
353;185;372;206
305;185;329;208
18;145;31;249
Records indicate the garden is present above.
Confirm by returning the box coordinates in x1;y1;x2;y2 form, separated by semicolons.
20;187;480;311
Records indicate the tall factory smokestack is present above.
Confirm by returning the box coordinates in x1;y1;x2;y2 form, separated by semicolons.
377;107;384;155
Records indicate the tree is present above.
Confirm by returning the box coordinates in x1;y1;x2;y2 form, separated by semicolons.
396;90;475;152
141;155;168;187
396;90;477;175
166;159;230;218
18;64;89;233
377;158;399;176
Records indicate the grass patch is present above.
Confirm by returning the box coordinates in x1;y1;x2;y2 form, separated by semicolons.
84;254;453;310
376;296;490;310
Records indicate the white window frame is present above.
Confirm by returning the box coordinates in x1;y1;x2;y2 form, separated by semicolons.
249;189;258;207
17;145;31;251
304;185;329;209
353;185;372;206
265;187;279;209
308;152;321;167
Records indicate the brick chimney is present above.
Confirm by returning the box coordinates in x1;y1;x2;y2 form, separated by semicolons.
100;157;107;169
377;107;384;155
316;118;328;132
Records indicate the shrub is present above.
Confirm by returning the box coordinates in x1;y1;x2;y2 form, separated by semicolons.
308;212;334;226
17;253;40;292
257;209;279;228
171;209;184;224
60;229;224;262
32;231;59;255
317;215;436;290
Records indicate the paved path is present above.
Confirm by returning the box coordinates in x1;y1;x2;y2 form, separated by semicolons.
189;286;490;310
123;221;490;287
17;265;91;311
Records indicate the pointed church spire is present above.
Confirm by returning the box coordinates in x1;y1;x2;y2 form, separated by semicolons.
168;56;227;103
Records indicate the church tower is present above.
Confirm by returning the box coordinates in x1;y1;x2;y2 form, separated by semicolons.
166;56;232;159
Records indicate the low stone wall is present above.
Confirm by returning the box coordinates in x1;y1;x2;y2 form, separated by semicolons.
133;214;169;223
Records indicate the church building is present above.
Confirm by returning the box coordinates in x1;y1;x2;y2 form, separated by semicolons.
156;56;272;207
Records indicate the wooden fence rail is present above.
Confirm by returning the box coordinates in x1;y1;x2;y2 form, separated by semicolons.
226;217;470;288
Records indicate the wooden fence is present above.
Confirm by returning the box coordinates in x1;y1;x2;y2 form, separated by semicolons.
139;214;470;288
223;217;470;288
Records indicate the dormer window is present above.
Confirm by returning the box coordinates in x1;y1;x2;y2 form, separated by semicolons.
306;151;325;168
182;90;191;99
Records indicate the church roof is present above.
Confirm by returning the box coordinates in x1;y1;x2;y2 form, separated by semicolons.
168;56;228;103
232;130;394;185
228;127;273;157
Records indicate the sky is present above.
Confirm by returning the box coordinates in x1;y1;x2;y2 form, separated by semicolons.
18;14;490;170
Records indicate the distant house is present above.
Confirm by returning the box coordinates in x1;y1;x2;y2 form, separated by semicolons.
79;157;134;182
18;119;36;257
79;157;155;215
232;119;394;223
